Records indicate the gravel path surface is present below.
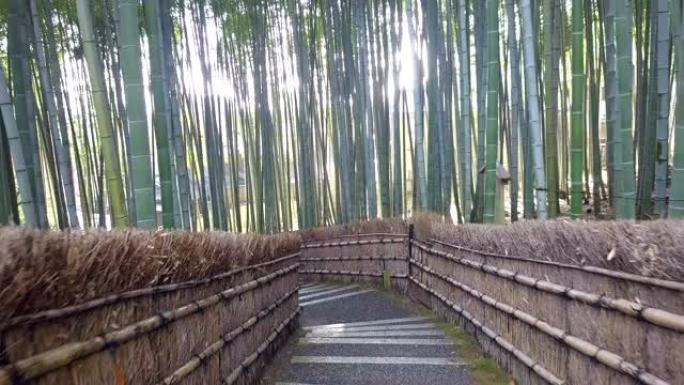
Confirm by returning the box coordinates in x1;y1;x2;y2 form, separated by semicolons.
261;282;470;385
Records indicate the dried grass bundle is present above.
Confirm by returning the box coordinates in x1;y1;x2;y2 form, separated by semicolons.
415;215;684;282
0;227;300;320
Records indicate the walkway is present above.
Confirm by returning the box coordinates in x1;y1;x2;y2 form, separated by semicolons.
263;281;470;385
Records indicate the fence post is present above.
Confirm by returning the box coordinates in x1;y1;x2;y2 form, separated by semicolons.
408;224;414;261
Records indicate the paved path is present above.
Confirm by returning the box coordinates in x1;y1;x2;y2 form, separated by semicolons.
266;281;470;385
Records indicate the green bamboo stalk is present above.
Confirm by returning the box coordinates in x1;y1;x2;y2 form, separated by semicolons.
76;0;128;227
118;0;156;228
390;0;403;217
586;0;602;217
614;0;636;219
45;1;81;228
29;0;78;228
161;0;191;229
652;0;670;217
521;0;548;220
543;0;561;217
603;0;622;214
670;0;684;218
505;0;522;221
483;0;499;223
7;0;42;226
145;0;174;228
636;1;657;218
457;0;472;221
570;0;585;218
0;115;16;224
473;0;487;222
406;0;427;211
0;67;36;225
366;0;390;218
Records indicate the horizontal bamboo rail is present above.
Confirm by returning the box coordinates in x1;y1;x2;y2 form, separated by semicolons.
302;238;405;249
409;277;565;385
337;233;408;238
301;255;406;262
412;240;684;333
0;263;299;385
431;239;684;292
1;252;301;330
159;286;299;385
410;259;670;385
299;269;408;279
222;307;301;385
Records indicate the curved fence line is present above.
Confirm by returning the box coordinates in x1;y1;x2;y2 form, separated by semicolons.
1;252;300;330
300;231;683;384
412;240;684;333
410;259;670;385
430;239;684;292
409;277;565;385
223;307;301;385
158;287;299;385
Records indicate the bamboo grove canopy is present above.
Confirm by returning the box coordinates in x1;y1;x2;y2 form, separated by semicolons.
0;0;683;231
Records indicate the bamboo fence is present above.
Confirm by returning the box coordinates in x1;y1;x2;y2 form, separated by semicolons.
299;234;409;290
430;239;684;313
299;230;684;385
0;258;300;385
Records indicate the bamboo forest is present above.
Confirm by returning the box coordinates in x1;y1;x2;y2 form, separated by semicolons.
0;0;683;232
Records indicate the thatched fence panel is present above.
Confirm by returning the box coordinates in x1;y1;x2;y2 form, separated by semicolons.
0;256;300;385
300;229;684;385
430;240;684;314
300;234;408;290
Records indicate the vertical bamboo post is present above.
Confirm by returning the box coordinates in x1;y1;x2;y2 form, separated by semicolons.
408;224;415;261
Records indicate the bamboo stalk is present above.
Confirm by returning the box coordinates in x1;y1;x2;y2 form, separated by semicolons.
409;277;565;385
1;253;301;330
412;240;684;333
0;264;299;385
222;307;301;385
410;260;670;385
159;287;299;385
429;239;684;291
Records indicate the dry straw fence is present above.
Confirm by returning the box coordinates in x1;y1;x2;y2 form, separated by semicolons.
2;220;683;385
300;220;684;385
0;229;301;385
